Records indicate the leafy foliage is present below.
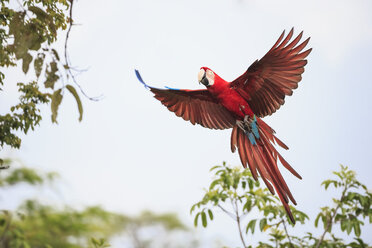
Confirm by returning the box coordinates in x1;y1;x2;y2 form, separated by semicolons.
0;0;86;159
0;201;126;248
0;158;56;186
0;160;196;248
191;163;372;248
89;238;110;248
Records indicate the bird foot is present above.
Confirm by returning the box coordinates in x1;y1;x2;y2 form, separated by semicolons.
236;120;245;131
236;117;252;133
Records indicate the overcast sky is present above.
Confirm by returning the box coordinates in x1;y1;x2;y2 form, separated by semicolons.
1;0;372;246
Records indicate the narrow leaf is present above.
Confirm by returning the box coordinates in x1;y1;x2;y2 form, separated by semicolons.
259;218;267;231
66;85;83;121
51;89;63;123
208;209;213;220
51;49;60;61
201;211;207;227
193;213;200;227
246;219;257;234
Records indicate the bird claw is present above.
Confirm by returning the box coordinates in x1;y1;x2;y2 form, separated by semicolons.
236;117;252;133
236;120;245;130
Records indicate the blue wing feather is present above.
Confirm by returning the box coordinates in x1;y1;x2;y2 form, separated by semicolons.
135;69;150;89
135;69;180;91
164;86;180;91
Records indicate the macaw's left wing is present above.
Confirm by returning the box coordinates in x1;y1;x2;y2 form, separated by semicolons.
135;70;236;130
230;28;312;118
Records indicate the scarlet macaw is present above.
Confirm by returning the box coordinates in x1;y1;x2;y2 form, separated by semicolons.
135;28;311;223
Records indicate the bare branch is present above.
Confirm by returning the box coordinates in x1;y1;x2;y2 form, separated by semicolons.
281;216;293;247
64;0;103;101
233;199;247;248
217;204;235;219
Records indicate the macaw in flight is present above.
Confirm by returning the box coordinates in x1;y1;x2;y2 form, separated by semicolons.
135;28;311;223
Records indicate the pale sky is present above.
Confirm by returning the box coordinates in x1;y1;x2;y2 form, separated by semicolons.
1;0;372;246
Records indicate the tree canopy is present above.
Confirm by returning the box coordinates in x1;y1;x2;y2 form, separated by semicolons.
0;0;88;164
191;163;372;248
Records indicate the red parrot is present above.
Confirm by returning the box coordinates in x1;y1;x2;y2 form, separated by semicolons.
135;28;311;223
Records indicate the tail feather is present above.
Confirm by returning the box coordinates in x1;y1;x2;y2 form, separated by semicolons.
231;125;238;153
244;136;259;180
256;128;297;204
230;118;301;223
255;144;290;204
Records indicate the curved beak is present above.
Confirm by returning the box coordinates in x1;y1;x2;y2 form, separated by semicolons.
200;75;209;86
198;70;209;86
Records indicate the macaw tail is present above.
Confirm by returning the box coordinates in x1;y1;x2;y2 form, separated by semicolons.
230;118;302;223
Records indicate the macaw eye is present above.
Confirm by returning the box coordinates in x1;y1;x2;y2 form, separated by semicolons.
198;69;205;82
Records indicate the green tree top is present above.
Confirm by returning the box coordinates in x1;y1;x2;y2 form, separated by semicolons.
191;163;372;248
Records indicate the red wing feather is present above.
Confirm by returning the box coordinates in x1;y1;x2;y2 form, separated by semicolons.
231;28;312;117
149;88;236;130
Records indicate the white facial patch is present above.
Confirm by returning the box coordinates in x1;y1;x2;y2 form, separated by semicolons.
205;69;215;85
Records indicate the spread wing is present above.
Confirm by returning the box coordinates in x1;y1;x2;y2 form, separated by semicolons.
135;70;236;130
230;28;312;117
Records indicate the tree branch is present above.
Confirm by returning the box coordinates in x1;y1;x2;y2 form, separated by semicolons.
64;0;103;101
233;198;247;248
217;204;235;219
315;185;349;248
281;216;293;247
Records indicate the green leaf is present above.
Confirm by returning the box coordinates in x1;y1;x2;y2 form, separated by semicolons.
246;219;257;234
346;220;352;234
51;89;63;123
45;62;59;89
193;213;200;227
22;53;33;74
248;179;254;190
354;222;361;237
201;211;207;227
210;165;221;171
34;53;45;79
51;48;60;61
242;181;246;189
208;209;213;220
259;218;267;231
209;179;218;190
314;214;321;227
340;219;346;231
66;85;83;121
190;205;196;214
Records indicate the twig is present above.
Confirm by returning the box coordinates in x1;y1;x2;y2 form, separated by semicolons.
63;0;103;101
217;204;235;219
314;185;349;248
233;198;247;248
281;216;293;247
64;0;73;67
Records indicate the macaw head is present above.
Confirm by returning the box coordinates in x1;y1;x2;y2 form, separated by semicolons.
198;67;216;87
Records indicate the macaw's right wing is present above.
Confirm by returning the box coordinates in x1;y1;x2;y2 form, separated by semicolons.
135;70;236;130
230;28;312;118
